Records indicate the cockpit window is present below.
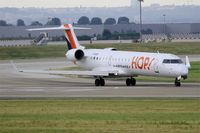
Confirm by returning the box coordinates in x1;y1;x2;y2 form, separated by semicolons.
171;59;183;64
163;59;183;64
163;59;170;63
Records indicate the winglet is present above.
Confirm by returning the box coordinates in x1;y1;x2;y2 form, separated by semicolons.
185;56;191;69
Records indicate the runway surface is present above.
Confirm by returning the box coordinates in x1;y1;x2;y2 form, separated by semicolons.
0;57;199;98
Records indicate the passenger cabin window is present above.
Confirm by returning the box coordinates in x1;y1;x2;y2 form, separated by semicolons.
163;59;183;64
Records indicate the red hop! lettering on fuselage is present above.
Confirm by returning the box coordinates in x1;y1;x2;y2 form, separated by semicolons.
131;56;155;70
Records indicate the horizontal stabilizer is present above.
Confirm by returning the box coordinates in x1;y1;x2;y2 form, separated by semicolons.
27;25;91;31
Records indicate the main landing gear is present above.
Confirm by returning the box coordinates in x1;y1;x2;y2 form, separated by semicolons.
175;78;181;87
126;77;136;86
95;77;137;86
95;77;182;87
95;77;105;86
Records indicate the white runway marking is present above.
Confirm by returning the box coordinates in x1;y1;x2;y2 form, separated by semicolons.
64;88;104;92
113;87;120;89
0;87;105;93
0;89;45;92
23;89;45;92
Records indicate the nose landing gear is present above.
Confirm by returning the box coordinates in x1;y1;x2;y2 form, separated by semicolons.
175;78;181;87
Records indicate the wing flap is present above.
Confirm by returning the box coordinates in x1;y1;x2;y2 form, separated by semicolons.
20;70;118;77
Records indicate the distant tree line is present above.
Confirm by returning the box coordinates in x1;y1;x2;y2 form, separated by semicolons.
0;20;12;26
0;16;132;26
101;29;140;40
0;16;153;41
0;17;61;26
57;29;141;41
77;16;131;25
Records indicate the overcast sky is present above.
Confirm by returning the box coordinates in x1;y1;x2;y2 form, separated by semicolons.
0;0;199;8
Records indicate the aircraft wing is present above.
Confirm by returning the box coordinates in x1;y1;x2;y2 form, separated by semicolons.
19;70;119;77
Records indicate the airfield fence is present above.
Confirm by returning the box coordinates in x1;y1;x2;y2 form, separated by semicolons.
142;34;168;43
170;33;200;42
0;40;32;47
1;33;200;47
170;33;200;39
142;33;200;43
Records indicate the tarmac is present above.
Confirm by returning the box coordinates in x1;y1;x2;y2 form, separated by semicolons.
0;57;199;98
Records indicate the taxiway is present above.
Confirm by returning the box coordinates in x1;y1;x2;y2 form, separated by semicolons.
0;57;199;98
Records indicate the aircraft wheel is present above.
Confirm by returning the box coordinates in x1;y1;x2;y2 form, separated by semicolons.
175;78;181;87
100;78;105;86
126;78;131;86
131;78;136;86
95;79;100;86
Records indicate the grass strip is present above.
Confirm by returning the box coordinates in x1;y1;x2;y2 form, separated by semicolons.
0;99;199;133
0;42;200;60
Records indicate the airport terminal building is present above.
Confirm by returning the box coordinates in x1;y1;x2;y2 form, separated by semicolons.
0;23;200;46
0;23;200;39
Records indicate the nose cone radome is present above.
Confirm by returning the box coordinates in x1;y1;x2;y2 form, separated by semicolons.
180;66;189;79
182;66;188;75
173;65;188;77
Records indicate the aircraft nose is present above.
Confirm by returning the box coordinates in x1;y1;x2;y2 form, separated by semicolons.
180;66;188;79
182;66;188;75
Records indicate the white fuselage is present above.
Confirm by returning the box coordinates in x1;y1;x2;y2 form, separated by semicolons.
69;49;188;78
28;24;189;86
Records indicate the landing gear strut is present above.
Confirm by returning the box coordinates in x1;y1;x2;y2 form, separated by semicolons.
175;78;181;87
126;78;136;86
95;77;105;86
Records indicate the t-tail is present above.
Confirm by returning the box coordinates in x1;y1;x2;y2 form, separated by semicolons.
63;24;82;50
27;24;89;50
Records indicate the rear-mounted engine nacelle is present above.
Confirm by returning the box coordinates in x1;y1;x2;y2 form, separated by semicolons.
66;49;85;61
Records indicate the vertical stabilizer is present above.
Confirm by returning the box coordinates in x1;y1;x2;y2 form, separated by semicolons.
27;24;88;50
63;24;81;50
